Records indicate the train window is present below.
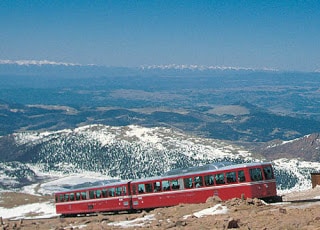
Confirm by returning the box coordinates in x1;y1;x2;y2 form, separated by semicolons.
122;186;127;195
76;192;81;200
102;189;107;197
116;187;122;196
204;175;214;186
226;172;237;183
59;194;64;202
215;173;225;185
194;176;203;188
154;181;161;192
64;194;69;201
69;193;75;201
162;180;170;191
250;168;263;181
145;183;153;193
89;190;95;199
184;177;193;188
238;170;246;182
108;188;115;197
96;190;101;198
81;192;87;200
171;179;180;190
263;166;274;180
138;184;145;193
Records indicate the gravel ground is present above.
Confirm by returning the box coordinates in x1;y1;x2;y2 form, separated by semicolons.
1;187;320;229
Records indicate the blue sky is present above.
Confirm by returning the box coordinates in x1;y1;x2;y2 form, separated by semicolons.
1;0;320;71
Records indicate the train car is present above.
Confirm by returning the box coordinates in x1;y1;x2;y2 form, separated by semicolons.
55;181;132;216
129;162;277;210
54;162;277;215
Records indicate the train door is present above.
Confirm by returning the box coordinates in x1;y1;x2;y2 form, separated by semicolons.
127;182;133;210
130;183;140;209
249;167;267;197
130;181;156;210
116;185;131;210
262;165;276;197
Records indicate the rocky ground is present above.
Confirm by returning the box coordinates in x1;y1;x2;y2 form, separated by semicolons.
1;187;320;230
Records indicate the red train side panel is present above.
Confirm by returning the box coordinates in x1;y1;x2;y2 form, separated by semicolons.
55;162;278;215
55;182;132;215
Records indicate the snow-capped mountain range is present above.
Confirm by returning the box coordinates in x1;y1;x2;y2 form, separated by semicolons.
140;64;279;72
0;59;83;67
0;124;319;194
1;61;320;195
0;59;278;72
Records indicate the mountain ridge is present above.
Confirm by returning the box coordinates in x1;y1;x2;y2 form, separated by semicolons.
1;99;320;143
0;59;279;72
1;63;320;193
255;133;320;162
1;124;319;192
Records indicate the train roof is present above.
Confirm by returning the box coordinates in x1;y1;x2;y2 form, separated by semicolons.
55;162;273;193
162;161;233;176
54;180;131;194
132;161;272;183
164;161;272;176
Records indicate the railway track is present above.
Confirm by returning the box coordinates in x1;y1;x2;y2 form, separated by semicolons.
286;198;320;203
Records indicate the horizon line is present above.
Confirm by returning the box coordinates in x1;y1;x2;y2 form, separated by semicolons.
0;59;318;73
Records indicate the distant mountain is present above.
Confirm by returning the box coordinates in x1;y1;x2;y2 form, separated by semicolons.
140;64;279;72
0;60;144;80
1;61;320;193
1;99;320;142
1;124;252;175
1;61;320;121
0;59;279;75
0;60;279;72
0;59;82;66
255;133;320;162
0;124;319;192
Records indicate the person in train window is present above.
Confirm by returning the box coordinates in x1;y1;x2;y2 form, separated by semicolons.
154;181;161;192
138;184;145;193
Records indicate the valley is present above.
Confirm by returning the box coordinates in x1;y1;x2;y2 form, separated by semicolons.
0;65;320;196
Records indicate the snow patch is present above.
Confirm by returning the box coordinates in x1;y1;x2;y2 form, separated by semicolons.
126;125;163;146
13;130;72;145
184;204;228;219
274;158;320;194
107;214;155;228
0;202;57;220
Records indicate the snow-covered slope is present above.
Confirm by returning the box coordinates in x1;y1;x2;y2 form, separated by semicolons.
1;124;319;193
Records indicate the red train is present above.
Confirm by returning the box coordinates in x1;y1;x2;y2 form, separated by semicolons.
55;162;278;216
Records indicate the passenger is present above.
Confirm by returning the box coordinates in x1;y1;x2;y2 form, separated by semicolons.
154;182;161;192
